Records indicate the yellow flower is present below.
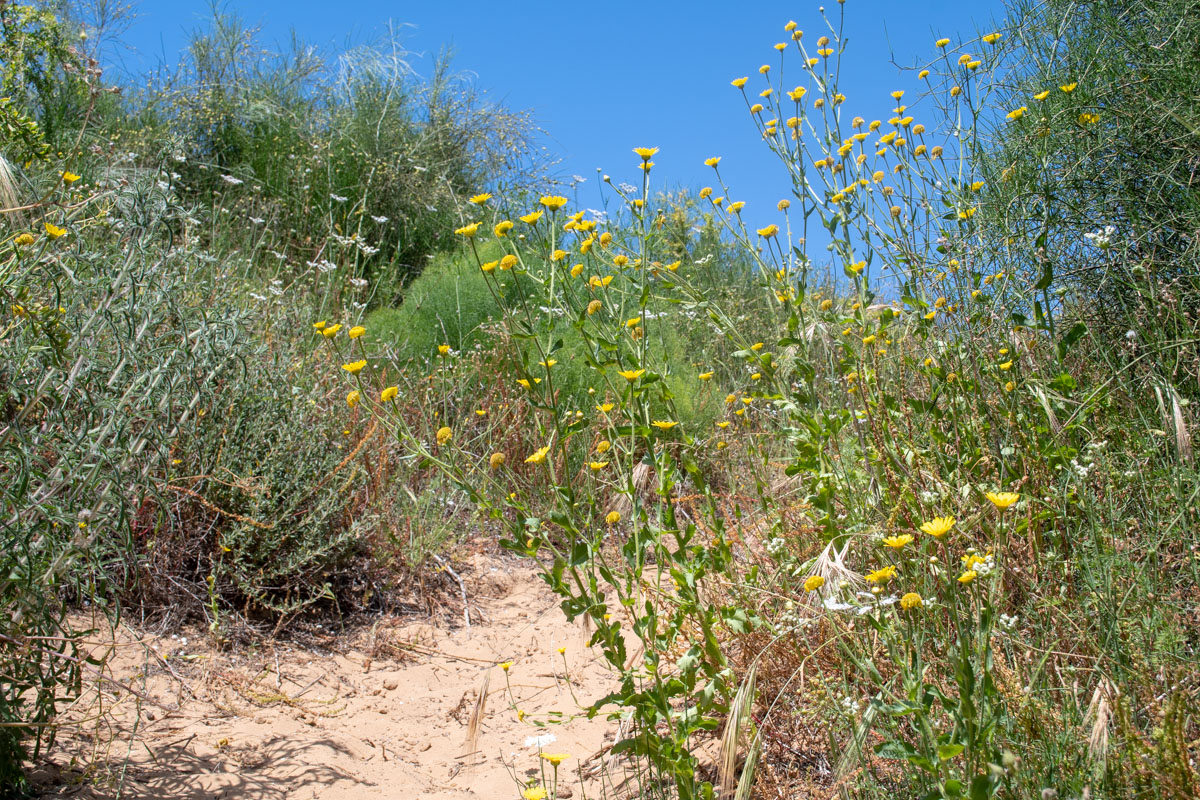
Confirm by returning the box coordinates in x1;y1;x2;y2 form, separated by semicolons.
381;386;398;402
43;222;67;239
1005;381;1015;392
313;320;327;330
14;232;35;246
617;369;645;381
540;753;571;766
605;511;621;525
469;192;492;204
455;222;481;237
704;156;721;167
1033;89;1050;101
342;359;367;374
346;390;360;407
862;334;877;346
525;446;550;464
587;299;603;315
757;224;779;238
633;147;659;161
731;76;749;88
698;371;714;381
882;534;914;548
436;426;452;445
651;420;678;430
489;452;506;469
900;592;923;610
570;263;583;277
982;32;1001;44
589;461;609;470
323;323;343;338
750;342;764;351
596;440;611;454
539;195;568;211
985;491;1020;510
803;575;825;592
438;344;451;355
614;255;629;267
500;254;518;270
625;316;641;328
494;220;514;237
1060;82;1077;93
520;210;544;224
716;440;728;449
716;421;730;429
551;249;568;262
597;402;615;413
936;37;951;47
62;171;81;183
958;570;978;584
500;660;514;672
920;516;955;539
865;565;897;584
349;325;366;339
1006;106;1027;120
481;260;498;273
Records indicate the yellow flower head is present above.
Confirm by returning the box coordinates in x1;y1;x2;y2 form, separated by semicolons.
43;222;67;239
14;232;35;246
469;192;492;204
985;491;1020;510
596;440;611;454
349;325;366;339
520;210;544;225
1060;82;1078;93
617;369;645;382
900;592;923;610
62;171;81;183
489;452;506;469
494;220;514;237
342;359;367;374
704;156;721;168
633;147;659;161
500;254;518;270
346;390;360;407
651;420;678;430
757;224;779;238
865;565;897;584
589;461;609;471
539;195;568;211
381;386;398;402
698;371;714;381
455;222;481;237
605;510;621;525
936;37;951;47
540;753;571;766
958;570;978;584
920;516;955;539
323;323;343;338
982;32;1001;44
731;76;748;88
436;426;452;446
522;789;546;800
803;575;825;592
882;534;914;549
1034;90;1050;101
313;320;327;330
525;446;550;464
587;299;603;315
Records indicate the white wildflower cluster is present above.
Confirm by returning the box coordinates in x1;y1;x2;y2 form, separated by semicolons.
349;277;369;289
766;536;787;556
220;174;243;186
998;613;1019;630
308;258;337;273
1083;225;1117;249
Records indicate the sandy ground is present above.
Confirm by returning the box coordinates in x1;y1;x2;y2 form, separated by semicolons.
34;551;624;799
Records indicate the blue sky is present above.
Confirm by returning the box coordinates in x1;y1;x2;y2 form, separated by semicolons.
109;0;1004;235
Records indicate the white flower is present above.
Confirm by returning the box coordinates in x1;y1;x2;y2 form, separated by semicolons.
525;734;557;749
220;174;243;185
330;193;348;203
371;215;389;223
